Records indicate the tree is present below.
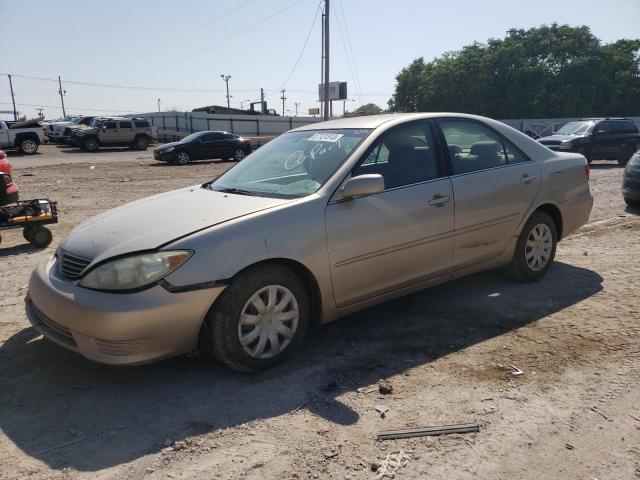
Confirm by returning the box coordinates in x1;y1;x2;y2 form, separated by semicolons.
388;24;640;118
352;103;384;116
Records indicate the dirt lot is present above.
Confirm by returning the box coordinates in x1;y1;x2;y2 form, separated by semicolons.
0;153;639;480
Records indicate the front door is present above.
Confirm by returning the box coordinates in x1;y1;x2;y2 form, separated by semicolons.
325;121;454;308
437;118;541;269
192;133;223;160
99;121;119;144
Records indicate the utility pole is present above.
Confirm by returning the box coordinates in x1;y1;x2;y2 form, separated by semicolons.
220;74;231;108
280;89;286;116
157;98;161;112
294;102;300;117
57;76;67;118
323;0;330;120
7;75;17;121
260;88;265;114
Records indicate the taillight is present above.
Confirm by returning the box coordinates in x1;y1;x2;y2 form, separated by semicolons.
584;163;590;180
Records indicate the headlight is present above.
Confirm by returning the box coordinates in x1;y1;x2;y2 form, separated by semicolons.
164;146;175;153
78;251;192;291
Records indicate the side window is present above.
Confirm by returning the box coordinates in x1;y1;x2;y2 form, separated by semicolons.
202;133;221;142
352;122;440;189
134;120;149;128
439;120;508;174
595;122;611;133
119;121;132;129
105;122;118;129
503;142;529;164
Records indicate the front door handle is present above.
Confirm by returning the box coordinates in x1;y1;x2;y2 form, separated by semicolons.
429;193;451;206
520;174;537;184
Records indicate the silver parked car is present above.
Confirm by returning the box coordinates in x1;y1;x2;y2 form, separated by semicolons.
26;113;593;371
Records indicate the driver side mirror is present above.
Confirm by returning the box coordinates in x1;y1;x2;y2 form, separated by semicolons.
340;174;384;200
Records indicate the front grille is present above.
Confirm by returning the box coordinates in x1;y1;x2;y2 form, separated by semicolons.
58;250;92;279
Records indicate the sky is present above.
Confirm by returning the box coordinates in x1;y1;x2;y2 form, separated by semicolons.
1;0;639;120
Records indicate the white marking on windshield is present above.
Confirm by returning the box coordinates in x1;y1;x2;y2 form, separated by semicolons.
307;132;344;143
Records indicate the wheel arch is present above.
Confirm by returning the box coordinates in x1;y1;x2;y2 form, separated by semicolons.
14;132;40;144
532;203;563;240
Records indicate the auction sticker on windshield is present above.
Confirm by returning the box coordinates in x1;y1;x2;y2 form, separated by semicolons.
307;132;344;142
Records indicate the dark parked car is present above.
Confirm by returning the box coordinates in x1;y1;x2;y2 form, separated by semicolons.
153;131;252;165
538;118;639;165
623;151;640;207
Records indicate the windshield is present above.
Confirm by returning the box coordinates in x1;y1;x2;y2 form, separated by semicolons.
208;129;372;198
71;117;83;124
91;119;102;129
556;121;595;135
180;132;205;143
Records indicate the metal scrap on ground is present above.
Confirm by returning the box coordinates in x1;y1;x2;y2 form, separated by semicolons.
377;423;480;440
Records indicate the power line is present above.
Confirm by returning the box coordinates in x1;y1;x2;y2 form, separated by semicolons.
331;4;359;105
0;102;138;113
336;0;363;103
94;0;254;75
130;0;306;81
267;0;323;96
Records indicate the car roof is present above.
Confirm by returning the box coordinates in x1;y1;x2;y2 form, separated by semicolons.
291;112;500;131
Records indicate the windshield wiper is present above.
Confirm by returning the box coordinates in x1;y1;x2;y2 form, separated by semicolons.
213;187;261;196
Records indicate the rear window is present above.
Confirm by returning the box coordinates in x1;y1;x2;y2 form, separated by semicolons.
134;120;150;127
105;122;117;129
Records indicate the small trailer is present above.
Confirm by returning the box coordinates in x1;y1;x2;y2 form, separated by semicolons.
0;199;57;247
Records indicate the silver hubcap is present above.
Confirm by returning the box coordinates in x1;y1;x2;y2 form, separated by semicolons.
238;285;299;360
525;223;553;271
234;149;245;161
176;152;189;164
22;140;37;153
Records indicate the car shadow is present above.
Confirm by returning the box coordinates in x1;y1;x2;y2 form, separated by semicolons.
0;261;602;472
149;159;235;167
56;148;146;154
5;151;42;158
624;203;640;215
0;242;42;257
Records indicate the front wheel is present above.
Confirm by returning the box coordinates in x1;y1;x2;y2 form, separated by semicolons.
19;138;39;154
83;137;99;152
175;152;191;165
208;265;309;372
507;211;557;282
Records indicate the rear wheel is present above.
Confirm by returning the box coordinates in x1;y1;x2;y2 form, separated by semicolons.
19;138;39;154
134;135;149;150
28;225;52;248
232;149;246;162
507;211;557;282
175;152;191;165
83;137;99;152
208;265;309;372
618;146;636;166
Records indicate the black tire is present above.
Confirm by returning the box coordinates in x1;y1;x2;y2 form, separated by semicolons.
28;225;53;248
18;137;39;155
23;225;37;242
232;149;246;162
624;197;640;207
208;264;310;372
507;211;558;282
618;146;635;166
134;135;149;150
175;152;191;165
83;137;99;152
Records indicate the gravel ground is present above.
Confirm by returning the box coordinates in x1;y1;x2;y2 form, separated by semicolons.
0;156;638;480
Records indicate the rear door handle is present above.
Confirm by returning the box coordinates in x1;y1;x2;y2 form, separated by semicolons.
520;174;537;184
429;194;451;206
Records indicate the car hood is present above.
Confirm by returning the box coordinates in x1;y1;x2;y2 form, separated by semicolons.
155;141;183;151
60;186;291;263
538;134;586;143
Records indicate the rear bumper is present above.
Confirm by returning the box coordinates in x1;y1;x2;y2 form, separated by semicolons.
560;190;593;238
27;255;224;365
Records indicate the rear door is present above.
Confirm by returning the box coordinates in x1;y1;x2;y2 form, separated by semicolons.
436;118;541;269
325;120;455;307
117;120;135;143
